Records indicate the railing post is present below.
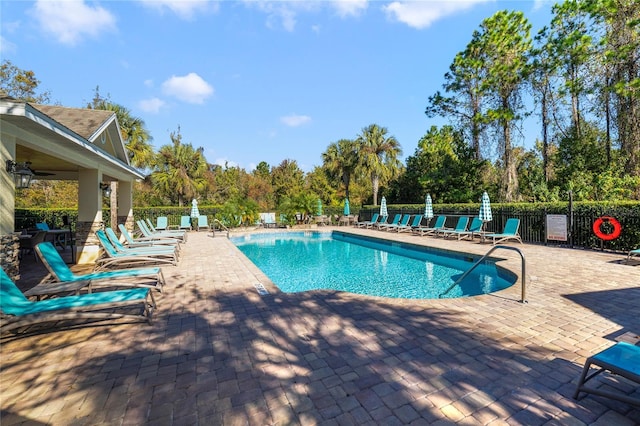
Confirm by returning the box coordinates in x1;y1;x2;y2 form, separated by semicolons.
439;245;527;303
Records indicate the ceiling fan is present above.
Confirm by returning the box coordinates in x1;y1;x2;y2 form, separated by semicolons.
24;161;55;177
6;161;55;177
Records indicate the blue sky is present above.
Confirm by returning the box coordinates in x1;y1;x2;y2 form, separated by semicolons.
1;0;553;172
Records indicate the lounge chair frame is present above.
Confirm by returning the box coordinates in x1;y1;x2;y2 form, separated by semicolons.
33;242;165;295
106;227;180;257
439;216;469;239
120;224;183;247
95;230;177;270
484;218;522;245
155;216;169;230
197;215;211;231
454;217;485;241
383;214;411;232
397;215;423;233
414;216;447;236
178;216;192;231
627;248;640;262
1;295;156;334
377;214;402;231
366;215;387;229
139;220;186;242
573;341;640;407
355;213;379;228
1;269;155;334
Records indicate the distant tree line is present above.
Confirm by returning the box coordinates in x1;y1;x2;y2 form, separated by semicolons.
3;0;639;224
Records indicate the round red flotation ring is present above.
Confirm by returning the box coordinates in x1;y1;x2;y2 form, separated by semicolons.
593;216;621;241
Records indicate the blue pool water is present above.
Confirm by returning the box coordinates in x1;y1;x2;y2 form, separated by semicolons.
231;231;517;299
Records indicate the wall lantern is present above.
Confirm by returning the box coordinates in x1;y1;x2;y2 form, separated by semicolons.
6;160;34;189
100;182;111;198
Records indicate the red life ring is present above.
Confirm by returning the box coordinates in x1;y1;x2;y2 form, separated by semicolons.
593;216;621;241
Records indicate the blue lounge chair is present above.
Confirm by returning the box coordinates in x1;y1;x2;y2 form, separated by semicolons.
439;216;470;239
178;216;192;231
484;218;522;245
19;230;48;261
32;242;164;295
377;214;402;231
197;215;211;231
155;216;169;231
105;227;180;257
627;248;640;262
97;230;177;261
382;214;411;232
366;215;387;229
573;341;640;407
35;222;50;231
145;218;187;239
95;230;177;270
119;224;182;248
355;213;379;228
453;217;484;241
1;268;155;334
397;215;423;233
137;220;186;242
414;215;447;236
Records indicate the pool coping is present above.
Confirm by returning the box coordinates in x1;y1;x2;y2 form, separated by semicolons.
4;226;640;424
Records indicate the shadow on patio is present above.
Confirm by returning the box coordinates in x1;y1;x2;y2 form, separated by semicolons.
3;283;638;424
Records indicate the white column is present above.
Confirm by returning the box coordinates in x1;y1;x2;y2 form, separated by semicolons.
76;168;103;264
117;180;134;230
0;135;17;236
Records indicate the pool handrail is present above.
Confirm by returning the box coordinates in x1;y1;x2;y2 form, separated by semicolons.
439;245;527;303
212;218;230;238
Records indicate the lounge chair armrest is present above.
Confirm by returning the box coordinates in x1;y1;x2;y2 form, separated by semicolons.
24;281;91;299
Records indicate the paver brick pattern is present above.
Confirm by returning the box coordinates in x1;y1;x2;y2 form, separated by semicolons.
1;227;639;425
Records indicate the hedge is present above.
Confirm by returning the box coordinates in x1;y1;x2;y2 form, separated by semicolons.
14;201;640;252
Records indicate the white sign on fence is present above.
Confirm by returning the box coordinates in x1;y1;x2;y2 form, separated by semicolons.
546;214;568;241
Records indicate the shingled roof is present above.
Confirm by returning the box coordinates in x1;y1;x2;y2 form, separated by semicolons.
33;104;116;140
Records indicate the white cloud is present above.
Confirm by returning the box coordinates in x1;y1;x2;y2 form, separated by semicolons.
331;0;368;17
241;1;366;32
383;0;493;29
0;36;17;55
30;0;116;45
161;73;214;104
144;79;154;88
281;114;311;127
533;0;554;11
214;158;238;168
136;0;219;20
138;97;166;113
254;2;300;32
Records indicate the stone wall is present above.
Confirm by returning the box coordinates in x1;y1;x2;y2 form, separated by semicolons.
118;215;134;231
75;220;103;264
0;233;20;281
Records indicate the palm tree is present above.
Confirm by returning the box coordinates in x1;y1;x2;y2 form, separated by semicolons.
152;128;207;207
356;124;403;205
88;88;154;169
88;89;154;225
321;139;358;200
112;105;154;169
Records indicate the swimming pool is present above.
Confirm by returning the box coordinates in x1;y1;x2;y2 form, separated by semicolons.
231;231;517;299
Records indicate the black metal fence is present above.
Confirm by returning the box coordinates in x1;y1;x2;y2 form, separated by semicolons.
356;205;640;253
14;203;640;253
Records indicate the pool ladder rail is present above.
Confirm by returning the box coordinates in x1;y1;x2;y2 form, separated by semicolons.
212;219;230;238
439;245;527;303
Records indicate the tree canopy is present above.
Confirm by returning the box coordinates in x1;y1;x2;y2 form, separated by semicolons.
6;2;640;213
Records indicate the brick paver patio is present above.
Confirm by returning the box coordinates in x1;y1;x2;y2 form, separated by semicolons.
1;227;639;425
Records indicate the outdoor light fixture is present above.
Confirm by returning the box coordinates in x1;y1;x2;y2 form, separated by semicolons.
100;182;111;198
5;160;34;189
